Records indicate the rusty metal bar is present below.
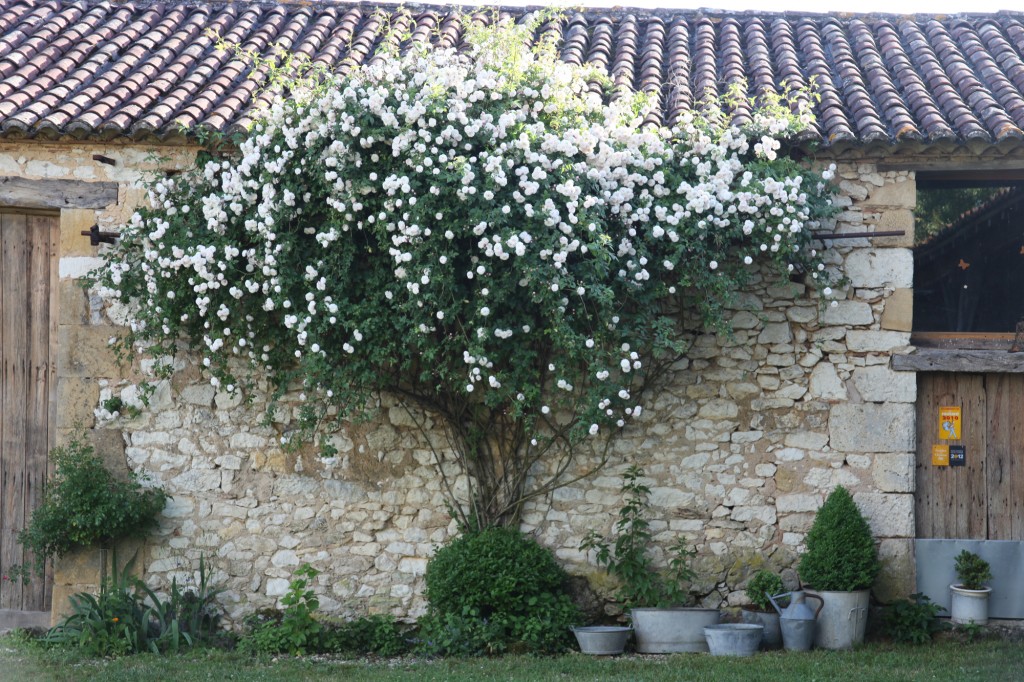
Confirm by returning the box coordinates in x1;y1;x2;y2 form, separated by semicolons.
811;230;905;240
80;224;119;246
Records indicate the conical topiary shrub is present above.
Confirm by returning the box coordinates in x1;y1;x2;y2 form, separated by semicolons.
798;486;880;592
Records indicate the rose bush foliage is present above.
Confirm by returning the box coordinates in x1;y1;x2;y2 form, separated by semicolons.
95;16;837;528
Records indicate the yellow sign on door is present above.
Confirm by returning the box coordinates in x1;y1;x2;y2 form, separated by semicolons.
932;444;950;466
939;406;962;440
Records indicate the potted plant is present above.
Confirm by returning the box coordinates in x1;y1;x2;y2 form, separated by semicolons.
580;465;719;653
741;569;783;649
797;486;880;650
950;550;992;625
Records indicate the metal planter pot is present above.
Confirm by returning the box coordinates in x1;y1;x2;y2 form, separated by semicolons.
740;609;782;649
571;626;633;655
631;607;721;653
704;623;764;657
807;589;869;650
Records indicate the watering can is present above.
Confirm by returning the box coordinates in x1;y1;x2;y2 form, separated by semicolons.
768;591;823;652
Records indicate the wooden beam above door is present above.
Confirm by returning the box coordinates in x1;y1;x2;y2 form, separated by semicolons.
0;177;117;210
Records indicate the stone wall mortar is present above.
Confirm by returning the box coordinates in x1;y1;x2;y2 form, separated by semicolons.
41;146;922;622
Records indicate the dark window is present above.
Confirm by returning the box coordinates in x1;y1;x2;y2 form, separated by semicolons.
913;173;1024;336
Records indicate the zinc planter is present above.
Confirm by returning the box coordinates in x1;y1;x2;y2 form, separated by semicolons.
740;609;781;649
704;623;763;657
572;626;632;655
950;585;991;625
631;607;720;653
808;590;869;650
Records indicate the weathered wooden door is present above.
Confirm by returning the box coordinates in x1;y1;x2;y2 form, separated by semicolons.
916;373;1024;540
0;212;58;613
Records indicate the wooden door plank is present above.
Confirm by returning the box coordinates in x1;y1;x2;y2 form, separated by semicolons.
0;214;27;610
988;374;1024;540
22;217;51;611
962;376;987;539
915;373;937;538
43;217;57;612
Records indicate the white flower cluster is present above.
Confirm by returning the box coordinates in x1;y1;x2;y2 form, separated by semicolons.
100;21;834;442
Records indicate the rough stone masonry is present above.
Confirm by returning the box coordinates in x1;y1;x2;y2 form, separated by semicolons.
40;140;923;625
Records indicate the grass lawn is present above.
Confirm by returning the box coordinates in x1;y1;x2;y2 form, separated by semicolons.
3;634;1024;682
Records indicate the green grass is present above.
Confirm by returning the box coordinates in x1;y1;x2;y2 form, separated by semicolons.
3;634;1023;682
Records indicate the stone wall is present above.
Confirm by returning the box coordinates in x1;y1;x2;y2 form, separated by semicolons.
36;140;931;625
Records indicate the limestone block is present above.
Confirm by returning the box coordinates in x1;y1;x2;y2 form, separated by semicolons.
864;179;915;209
784;431;830;450
698;399;739;419
271;550;300;568
170;469;222;492
776;494;821;513
809;363;847;401
881;288;913;332
57;325;123;378
869;209;915;248
843;249;913;288
180;384;216;406
59;279;89;325
829;404;915;453
163;496;195;518
786;306;818;324
650;487;696;508
822;301;874;326
56;377;99;427
730;506;777;525
845;330;911;353
853;492;914;537
266;578;290;596
874;539;915;603
851;366;916;403
776;448;806;462
757;322;793;345
60;208;100;258
872;453;915;493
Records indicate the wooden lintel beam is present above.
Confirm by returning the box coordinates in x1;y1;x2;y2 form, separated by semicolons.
0;176;118;210
892;349;1024;373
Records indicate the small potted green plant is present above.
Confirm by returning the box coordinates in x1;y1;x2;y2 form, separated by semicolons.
580;465;719;653
950;550;992;625
741;569;784;649
797;486;880;650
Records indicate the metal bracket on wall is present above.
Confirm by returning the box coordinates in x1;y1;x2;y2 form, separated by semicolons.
80;224;119;246
811;230;906;241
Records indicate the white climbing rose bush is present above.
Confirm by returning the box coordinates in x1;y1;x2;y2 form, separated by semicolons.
96;17;837;529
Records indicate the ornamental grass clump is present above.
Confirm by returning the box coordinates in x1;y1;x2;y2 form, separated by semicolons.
94;13;838;530
798;486;881;592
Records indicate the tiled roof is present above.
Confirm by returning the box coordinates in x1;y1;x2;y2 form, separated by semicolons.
4;1;1024;146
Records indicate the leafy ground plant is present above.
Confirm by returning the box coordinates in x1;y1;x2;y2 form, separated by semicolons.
43;551;221;656
745;570;784;612
239;563;323;655
880;593;946;644
580;465;696;608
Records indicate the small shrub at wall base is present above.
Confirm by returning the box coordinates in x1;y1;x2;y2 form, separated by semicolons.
420;527;578;655
745;570;784;612
239;564;323;656
10;436;168;582
880;593;945;644
954;551;992;590
797;486;881;592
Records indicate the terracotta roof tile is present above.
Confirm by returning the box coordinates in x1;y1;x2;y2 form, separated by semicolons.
2;1;1024;145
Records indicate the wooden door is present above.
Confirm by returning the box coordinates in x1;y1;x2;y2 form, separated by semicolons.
0;212;58;612
917;372;1024;540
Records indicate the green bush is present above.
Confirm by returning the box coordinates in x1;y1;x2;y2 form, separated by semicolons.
880;593;945;644
13;437;168;580
745;570;784;612
421;527;578;655
43;551;222;656
798;486;880;592
954;551;992;590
